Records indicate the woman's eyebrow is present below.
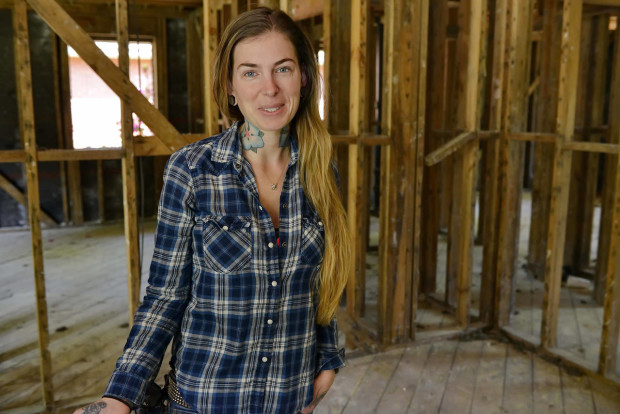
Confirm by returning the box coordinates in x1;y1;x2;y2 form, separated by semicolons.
236;58;296;70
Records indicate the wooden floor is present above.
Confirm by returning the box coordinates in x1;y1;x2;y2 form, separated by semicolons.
317;337;620;414
1;220;620;413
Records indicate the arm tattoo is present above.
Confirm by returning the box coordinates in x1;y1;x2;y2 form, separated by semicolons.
82;402;107;413
307;391;328;411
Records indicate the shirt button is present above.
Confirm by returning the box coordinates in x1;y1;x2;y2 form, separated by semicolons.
222;225;229;231
318;221;323;226
268;242;274;248
262;357;268;363
259;206;263;211
281;242;287;247
267;319;273;325
283;203;288;208
271;281;278;287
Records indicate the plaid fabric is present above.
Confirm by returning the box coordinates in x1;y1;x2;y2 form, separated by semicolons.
104;123;345;414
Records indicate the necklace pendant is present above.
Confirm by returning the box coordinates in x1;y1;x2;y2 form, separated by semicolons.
271;184;278;190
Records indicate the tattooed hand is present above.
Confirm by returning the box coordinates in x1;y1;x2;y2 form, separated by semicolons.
72;397;130;414
299;369;335;413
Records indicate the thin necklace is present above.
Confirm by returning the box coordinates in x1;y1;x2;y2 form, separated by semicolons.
268;160;288;190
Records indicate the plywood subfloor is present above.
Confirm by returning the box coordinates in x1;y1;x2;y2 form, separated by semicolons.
316;338;620;414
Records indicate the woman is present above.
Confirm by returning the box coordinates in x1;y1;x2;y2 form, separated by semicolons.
74;7;350;414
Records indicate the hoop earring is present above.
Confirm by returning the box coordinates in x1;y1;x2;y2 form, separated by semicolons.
228;95;237;106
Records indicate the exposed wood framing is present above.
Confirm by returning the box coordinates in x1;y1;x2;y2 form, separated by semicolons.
25;0;190;152
495;0;534;326
51;32;69;224
420;0;448;296
598;24;620;377
203;0;219;135
540;0;583;348
117;0;142;320
346;0;369;322
480;0;507;325
379;0;428;343
453;0;483;327
13;0;54;409
528;0;561;284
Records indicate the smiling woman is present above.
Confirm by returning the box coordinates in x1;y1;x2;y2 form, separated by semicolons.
73;6;350;414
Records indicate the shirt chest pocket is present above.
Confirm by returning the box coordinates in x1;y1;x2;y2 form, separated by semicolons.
300;217;325;265
201;215;252;273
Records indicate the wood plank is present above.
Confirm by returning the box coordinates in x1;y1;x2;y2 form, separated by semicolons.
424;131;475;166
470;340;508;414
203;0;219;136
532;352;563;413
420;0;449;296
563;141;618;154
502;345;533;413
480;0;507;325
598;25;620;377
438;339;483;413
37;149;124;161
410;0;429;338
561;371;595;414
528;0;561;283
342;348;403;414
116;0;141;322
541;0;583;348
315;353;375;414
407;340;459;414
0;173;57;227
12;0;54;409
345;0;368;323
25;0;188;152
374;344;432;413
51;32;69;225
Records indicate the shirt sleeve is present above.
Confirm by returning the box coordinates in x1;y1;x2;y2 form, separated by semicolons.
315;317;346;375
104;149;195;407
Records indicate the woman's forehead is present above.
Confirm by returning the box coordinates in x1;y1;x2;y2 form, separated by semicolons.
233;31;298;68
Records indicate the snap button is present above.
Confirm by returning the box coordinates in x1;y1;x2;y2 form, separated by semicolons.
318;221;323;226
271;281;278;287
283;203;288;208
262;357;268;363
282;242;287;247
267;319;273;325
268;242;274;248
222;225;229;231
259;206;263;211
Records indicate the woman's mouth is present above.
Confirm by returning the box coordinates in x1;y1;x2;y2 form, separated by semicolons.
261;105;283;113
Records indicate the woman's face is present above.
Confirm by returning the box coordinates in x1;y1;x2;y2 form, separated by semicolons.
230;31;303;134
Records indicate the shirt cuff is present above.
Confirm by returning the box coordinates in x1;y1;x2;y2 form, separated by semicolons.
316;347;346;376
103;370;149;408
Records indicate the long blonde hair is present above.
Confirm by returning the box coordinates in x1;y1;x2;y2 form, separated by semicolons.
213;7;351;325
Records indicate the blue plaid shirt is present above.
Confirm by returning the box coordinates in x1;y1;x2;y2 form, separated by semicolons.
104;123;345;413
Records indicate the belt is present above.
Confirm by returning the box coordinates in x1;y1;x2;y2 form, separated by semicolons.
166;374;191;409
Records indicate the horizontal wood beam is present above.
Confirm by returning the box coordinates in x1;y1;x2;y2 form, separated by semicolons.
509;132;558;143
583;0;620;6
563;141;619;154
0;150;26;162
331;134;391;145
425;131;476;166
38;148;124;161
25;0;190;152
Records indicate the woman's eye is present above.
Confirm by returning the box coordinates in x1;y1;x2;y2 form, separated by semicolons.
243;71;256;78
276;67;291;73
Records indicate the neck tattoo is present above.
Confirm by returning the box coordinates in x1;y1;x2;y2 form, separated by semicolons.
241;122;265;153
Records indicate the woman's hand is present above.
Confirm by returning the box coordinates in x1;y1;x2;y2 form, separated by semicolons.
72;397;131;414
300;369;335;413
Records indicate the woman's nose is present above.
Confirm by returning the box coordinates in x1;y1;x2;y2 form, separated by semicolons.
262;74;279;95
